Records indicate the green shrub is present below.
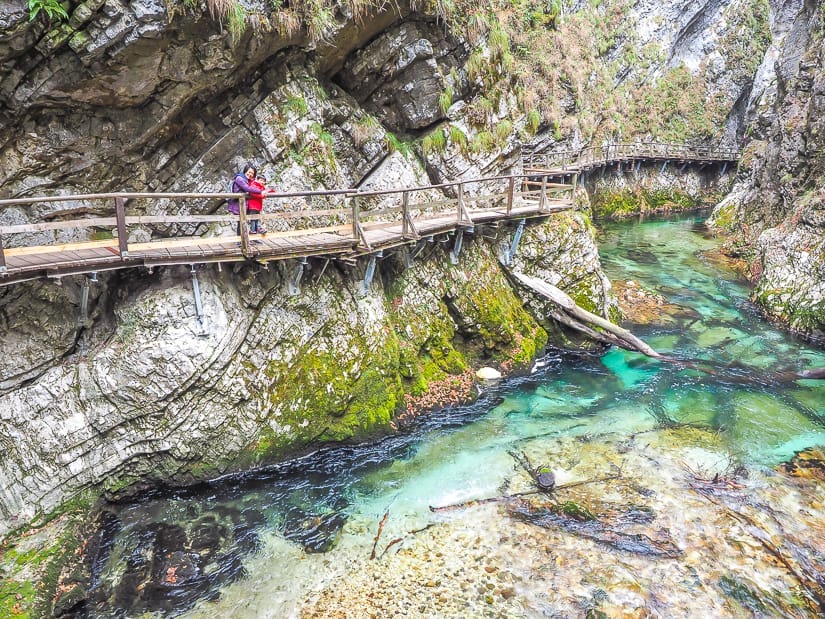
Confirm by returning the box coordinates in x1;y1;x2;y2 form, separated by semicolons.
28;0;68;21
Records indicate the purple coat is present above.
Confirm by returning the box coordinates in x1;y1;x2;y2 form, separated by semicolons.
227;173;264;214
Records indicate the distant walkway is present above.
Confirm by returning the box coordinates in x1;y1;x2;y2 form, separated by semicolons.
524;142;740;174
0;174;572;287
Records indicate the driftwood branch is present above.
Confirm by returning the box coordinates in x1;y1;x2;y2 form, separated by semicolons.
379;537;404;559
370;511;389;560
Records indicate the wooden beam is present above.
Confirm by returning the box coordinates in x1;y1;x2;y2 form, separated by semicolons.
239;195;251;258
115;197;128;257
3;238;119;257
350;196;358;241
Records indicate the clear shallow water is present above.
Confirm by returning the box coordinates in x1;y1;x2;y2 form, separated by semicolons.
87;215;825;617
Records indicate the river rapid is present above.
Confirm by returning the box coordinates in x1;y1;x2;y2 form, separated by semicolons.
82;214;825;618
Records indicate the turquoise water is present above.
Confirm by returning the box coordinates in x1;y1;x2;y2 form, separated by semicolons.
85;215;825;617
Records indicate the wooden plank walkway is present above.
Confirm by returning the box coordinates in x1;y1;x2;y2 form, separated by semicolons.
0;142;739;287
0;178;574;286
524;141;740;174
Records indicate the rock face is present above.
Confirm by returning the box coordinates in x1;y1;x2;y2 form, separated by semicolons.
709;1;825;336
0;214;612;537
587;164;735;220
524;0;773;151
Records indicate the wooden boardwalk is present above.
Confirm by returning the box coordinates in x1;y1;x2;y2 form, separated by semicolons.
0;142;740;287
0;175;573;286
524;142;740;174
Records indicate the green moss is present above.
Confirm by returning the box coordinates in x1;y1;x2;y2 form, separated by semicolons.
393;310;467;397
243;327;405;462
0;579;36;618
462;281;547;370
592;187;699;219
569;281;600;315
710;201;737;231
0;493;94;619
557;500;596;521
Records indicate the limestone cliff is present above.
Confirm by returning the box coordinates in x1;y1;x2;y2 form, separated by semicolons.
0;212;609;538
709;0;825;337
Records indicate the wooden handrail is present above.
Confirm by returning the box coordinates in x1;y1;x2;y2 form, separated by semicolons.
526;141;740;169
0;169;580;283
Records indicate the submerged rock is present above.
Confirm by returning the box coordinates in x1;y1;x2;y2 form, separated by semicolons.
778;447;825;481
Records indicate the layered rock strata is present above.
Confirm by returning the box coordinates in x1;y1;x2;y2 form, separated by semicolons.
710;1;825;336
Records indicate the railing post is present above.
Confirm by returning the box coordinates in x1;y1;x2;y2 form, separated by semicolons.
506;176;515;215
402;191;409;238
0;234;6;273
115;197;128;257
351;196;359;239
540;176;547;212
239;195;250;256
457;183;464;223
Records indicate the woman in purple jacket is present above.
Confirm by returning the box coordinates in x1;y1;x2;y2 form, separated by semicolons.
227;163;266;235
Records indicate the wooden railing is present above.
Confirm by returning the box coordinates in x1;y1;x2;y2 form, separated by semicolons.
0;172;574;284
524;142;741;171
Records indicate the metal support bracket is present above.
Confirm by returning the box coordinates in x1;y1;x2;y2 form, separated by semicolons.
77;272;99;326
660;161;668;174
402;246;414;269
501;219;526;266
721;161;728;175
449;228;465;265
287;257;308;296
190;265;208;336
360;250;383;295
78;277;90;327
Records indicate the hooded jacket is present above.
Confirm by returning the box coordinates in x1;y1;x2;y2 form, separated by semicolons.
227;173;264;215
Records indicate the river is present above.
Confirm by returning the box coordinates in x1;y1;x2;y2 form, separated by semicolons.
84;214;825;618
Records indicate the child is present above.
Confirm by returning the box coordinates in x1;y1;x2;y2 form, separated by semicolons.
247;173;273;234
228;163;268;236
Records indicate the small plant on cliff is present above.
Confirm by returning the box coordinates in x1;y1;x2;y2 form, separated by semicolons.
438;84;454;115
351;114;379;147
449;124;469;152
28;0;68;22
385;132;413;159
227;3;246;39
525;109;541;134
421;127;448;155
285;94;309;116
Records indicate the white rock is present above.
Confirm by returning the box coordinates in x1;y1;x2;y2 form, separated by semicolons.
476;367;502;380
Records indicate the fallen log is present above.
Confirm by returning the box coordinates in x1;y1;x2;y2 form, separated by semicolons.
509;270;824;384
510;271;662;358
508;501;682;558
